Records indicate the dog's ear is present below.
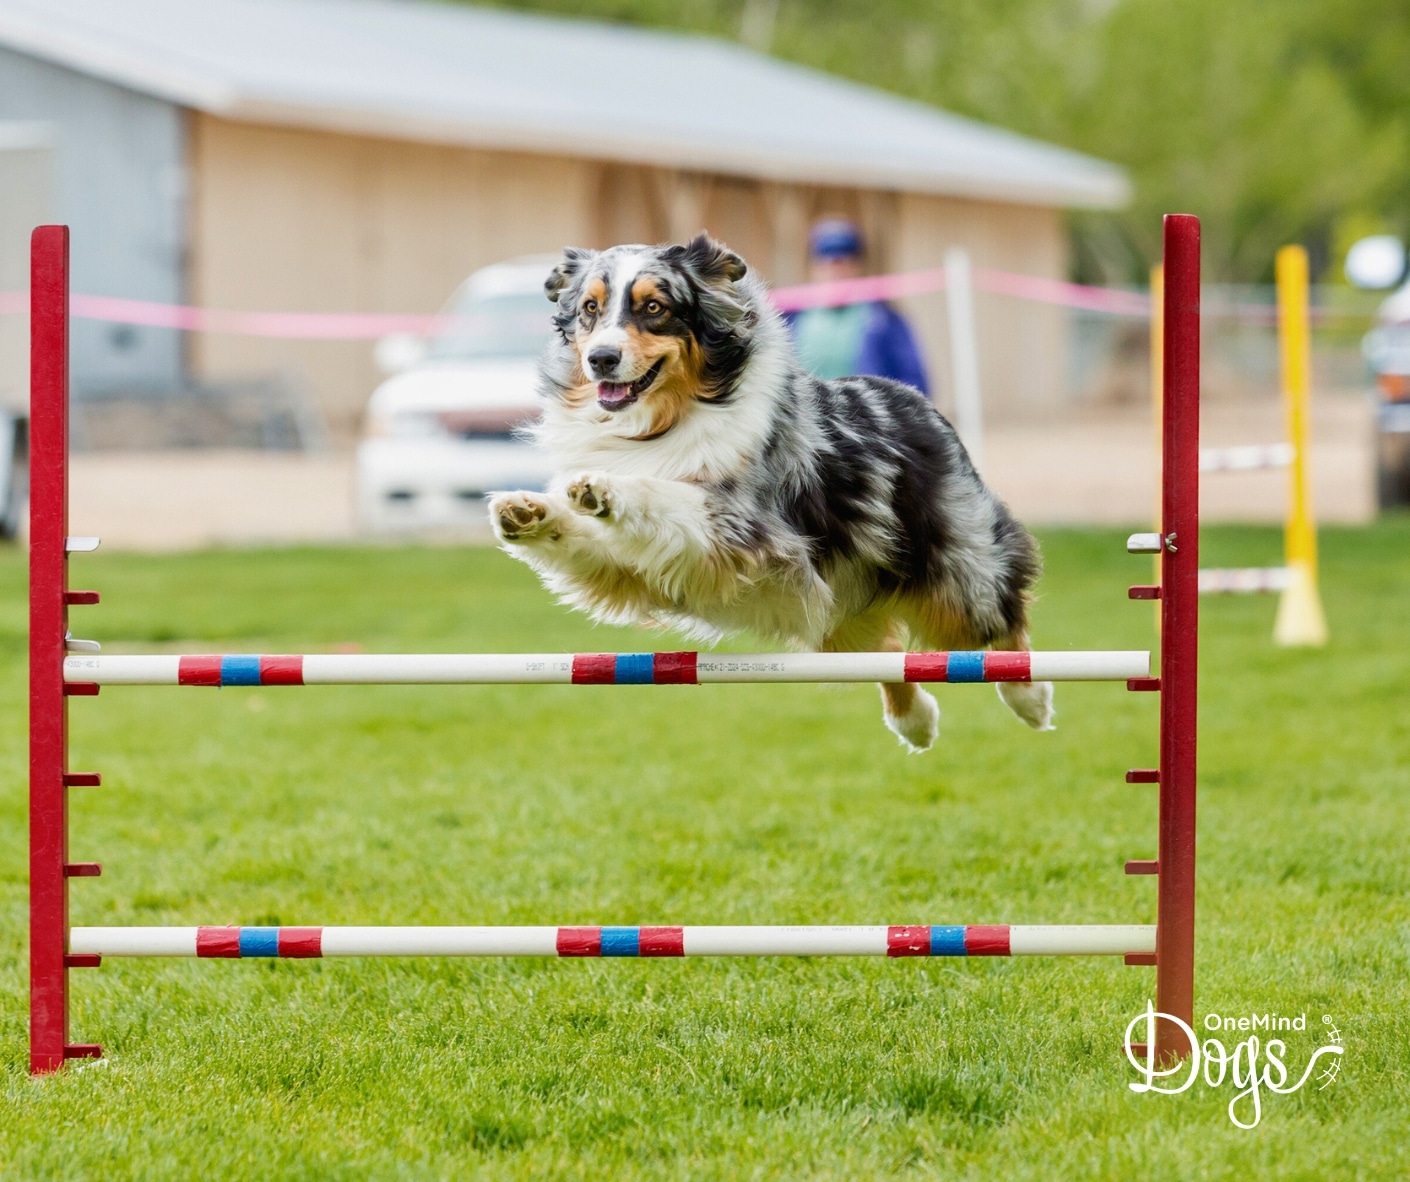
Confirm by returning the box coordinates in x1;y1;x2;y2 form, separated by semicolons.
678;233;747;284
545;247;592;302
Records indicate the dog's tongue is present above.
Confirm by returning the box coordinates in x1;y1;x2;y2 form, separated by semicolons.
597;381;635;410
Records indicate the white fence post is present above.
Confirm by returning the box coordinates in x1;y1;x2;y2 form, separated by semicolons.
944;247;985;473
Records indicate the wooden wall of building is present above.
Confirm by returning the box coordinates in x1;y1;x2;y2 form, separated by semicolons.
188;115;596;438
189;114;1067;439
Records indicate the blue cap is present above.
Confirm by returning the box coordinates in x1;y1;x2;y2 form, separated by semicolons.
809;219;863;260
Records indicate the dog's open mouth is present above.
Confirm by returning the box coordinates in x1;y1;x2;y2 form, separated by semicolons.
597;360;662;411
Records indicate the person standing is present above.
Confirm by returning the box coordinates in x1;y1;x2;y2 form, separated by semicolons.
785;218;930;394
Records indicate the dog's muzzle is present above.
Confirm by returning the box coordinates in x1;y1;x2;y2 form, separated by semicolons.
597;359;662;411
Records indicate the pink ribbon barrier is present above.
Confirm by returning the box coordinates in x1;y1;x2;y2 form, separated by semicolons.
770;267;951;312
0;267;1363;338
769;267;1153;317
76;294;443;339
972;268;1151;317
0;288;442;337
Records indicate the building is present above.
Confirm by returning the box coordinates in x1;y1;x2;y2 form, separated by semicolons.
0;0;1127;437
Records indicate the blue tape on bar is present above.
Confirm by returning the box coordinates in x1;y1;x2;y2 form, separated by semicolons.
615;654;655;685
239;928;280;957
221;655;263;686
946;652;985;683
930;926;967;956
600;927;640;956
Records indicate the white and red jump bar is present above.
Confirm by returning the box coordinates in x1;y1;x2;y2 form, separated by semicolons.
63;650;1150;688
70;924;1156;959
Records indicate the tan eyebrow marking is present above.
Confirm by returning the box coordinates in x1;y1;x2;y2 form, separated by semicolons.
631;278;663;307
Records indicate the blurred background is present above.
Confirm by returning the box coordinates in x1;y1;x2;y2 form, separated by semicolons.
0;0;1405;547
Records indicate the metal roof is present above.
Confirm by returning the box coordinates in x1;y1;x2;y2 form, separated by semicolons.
0;0;1129;208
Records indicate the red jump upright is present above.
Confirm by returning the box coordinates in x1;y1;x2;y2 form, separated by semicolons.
1156;213;1200;1061
29;225;102;1072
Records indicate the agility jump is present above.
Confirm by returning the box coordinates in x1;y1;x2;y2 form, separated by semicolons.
28;216;1202;1073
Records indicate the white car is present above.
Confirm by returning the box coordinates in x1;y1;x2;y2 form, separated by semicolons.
1346;234;1410;505
356;258;558;532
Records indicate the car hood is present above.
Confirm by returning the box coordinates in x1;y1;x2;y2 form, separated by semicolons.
369;359;543;414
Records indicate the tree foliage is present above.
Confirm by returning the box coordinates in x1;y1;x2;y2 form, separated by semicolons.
470;0;1410;281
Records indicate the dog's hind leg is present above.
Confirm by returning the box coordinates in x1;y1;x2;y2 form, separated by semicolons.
991;626;1055;731
824;611;939;753
899;590;1053;733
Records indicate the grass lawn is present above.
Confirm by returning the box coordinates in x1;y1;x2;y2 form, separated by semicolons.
1;521;1408;1178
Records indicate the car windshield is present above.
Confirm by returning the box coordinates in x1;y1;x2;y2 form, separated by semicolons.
428;290;554;362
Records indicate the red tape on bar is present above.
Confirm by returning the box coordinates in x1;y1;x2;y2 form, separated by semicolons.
259;656;304;686
983;652;1031;681
638;927;685;956
964;925;1011;956
652;652;697;685
178;656;223;687
904;653;948;682
571;656;616;685
196;927;242;958
887;925;931;957
556;927;602;956
277;927;322;957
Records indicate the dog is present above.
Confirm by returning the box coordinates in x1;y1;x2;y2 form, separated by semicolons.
488;233;1052;751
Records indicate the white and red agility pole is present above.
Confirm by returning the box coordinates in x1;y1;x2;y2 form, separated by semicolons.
70;924;1156;959
28;216;1201;1073
63;650;1148;687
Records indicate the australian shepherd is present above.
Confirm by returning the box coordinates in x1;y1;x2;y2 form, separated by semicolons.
488;233;1052;751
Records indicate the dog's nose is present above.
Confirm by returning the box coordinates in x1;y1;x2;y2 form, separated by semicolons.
587;347;621;377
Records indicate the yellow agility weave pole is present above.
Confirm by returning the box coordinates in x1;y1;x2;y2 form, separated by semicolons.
1273;245;1328;647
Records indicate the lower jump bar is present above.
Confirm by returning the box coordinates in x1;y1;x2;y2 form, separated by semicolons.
70;924;1155;958
64;650;1150;687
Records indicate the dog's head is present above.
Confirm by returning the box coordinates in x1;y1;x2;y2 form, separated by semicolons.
542;234;756;438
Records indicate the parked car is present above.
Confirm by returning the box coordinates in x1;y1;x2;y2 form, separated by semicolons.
0;409;26;540
1346;235;1410;507
1363;312;1410;507
356;258;557;532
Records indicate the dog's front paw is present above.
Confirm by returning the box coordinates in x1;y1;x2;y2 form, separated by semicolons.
489;491;557;543
566;472;614;519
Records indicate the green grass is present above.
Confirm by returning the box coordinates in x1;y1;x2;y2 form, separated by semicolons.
2;522;1409;1178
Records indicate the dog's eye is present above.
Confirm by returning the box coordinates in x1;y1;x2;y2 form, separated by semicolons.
582;298;598;315
644;299;665;316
